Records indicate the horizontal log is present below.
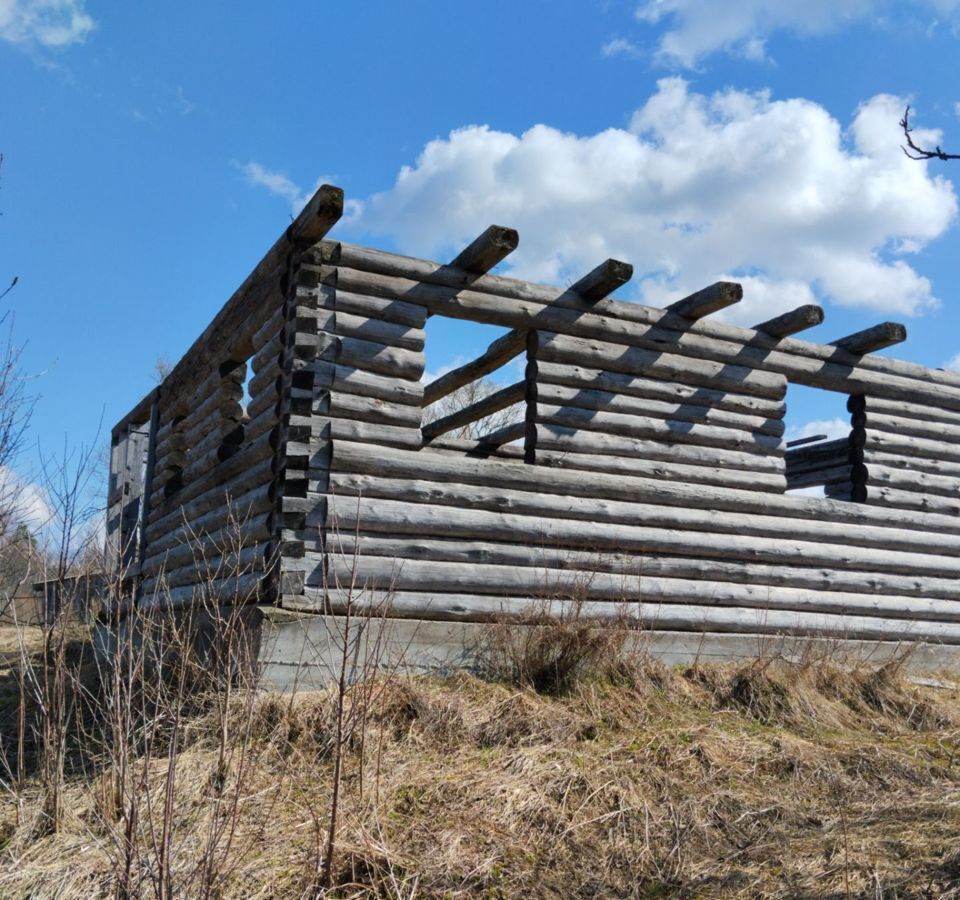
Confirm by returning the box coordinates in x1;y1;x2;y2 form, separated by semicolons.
322;247;960;408
326;392;423;429
570;259;633;303
140;572;268;611
416;435;526;461
785;465;852;490
322;495;960;579
245;384;280;422
450;225;519;274
422;328;526;407
143;544;270;591
865;464;960;498
329;417;423;450
753;304;824;338
865;410;960;444
535;361;785;419
537;331;787;400
296;588;960;644
832;322;907;355
536;382;784;437
252;305;285;353
537;424;784;474
667;281;741;320
325;534;960;601
336;336;424;382
314;363;423;407
865;486;960;516
534;447;787;493
243;404;279;445
864;429;960;465
537;404;784;456
422;381;525;440
473;420;525;447
785;438;850;468
862;395;960;428
319;555;960;626
332;311;425;352
252;334;283;375
330;439;960;541
862;448;960;479
315;285;428;328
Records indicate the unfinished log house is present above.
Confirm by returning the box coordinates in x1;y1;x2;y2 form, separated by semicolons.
106;184;960;668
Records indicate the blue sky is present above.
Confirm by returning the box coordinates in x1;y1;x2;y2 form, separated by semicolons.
3;0;960;520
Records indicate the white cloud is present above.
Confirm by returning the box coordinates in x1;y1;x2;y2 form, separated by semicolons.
0;0;94;47
351;80;956;324
634;0;960;67
785;417;851;443
0;466;52;534
601;37;643;59
234;161;339;215
944;351;960;370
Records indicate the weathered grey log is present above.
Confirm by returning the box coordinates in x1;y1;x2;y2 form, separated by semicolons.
785;438;850;468
316;363;423;407
140;572;268;611
329;417;423;450
473;420;525;447
864;464;960;498
785;465;852;490
315;286;428;328
862;448;960;479
327;392;423;429
245;385;280;422
864;429;960;465
418;435;526;461
144;456;275;545
329;439;960;540
753;304;824;338
865;486;960;516
147;429;275;523
536;382;785;437
143;544;270;591
537;424;784;474
534;447;787;493
570;259;633;303
422;381;524;440
862;395;960;428
667;282;742;320
321;496;960;577
449;225;519;274
243;404;279;444
537;404;784;455
831;322;907;355
319;555;960;625
252;334;283;375
252;306;285;352
144;487;273;560
332;311;425;352
536;331;787;400
422;329;527;406
299;587;960;645
141;523;273;587
325;534;960;601
327;253;960;409
247;359;281;403
320;241;960;395
535;361;785;419
864;411;960;444
336;336;425;382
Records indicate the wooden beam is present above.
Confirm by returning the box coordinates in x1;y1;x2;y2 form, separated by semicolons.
450;225;519;274
831;322;907;355
474;420;526;447
667;281;742;320
754;304;824;339
287;184;346;247
422;381;525;440
571;259;633;303
422;329;527;406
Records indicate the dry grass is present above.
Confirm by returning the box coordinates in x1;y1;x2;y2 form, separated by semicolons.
0;625;958;898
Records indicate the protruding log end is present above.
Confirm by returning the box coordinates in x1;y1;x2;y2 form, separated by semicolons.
754;304;824;339
831;322;907;356
287;184;345;248
667;281;742;320
451;225;519;274
572;259;633;303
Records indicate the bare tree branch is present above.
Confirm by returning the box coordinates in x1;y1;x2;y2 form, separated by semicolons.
900;106;960;161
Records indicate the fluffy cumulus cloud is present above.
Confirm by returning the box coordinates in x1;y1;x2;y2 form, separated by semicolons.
0;0;94;47
634;0;960;67
352;80;956;325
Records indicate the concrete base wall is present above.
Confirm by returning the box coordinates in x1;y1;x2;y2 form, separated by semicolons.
256;608;960;692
